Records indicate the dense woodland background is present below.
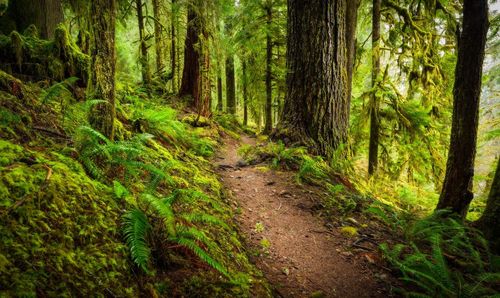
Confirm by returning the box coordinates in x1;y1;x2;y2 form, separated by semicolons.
0;0;498;296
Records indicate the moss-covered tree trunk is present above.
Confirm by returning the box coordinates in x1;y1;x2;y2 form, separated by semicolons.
152;0;164;73
217;67;223;112
3;0;63;39
263;3;273;134
436;0;489;217
275;0;354;157
368;0;380;175
136;0;151;87
88;0;116;140
476;159;500;253
170;0;177;92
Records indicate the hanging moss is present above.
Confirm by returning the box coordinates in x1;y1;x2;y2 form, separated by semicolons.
0;25;89;85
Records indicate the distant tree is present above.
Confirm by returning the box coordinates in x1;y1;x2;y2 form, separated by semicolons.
1;0;63;39
263;1;273;134
225;22;236;115
436;0;489;217
170;0;177;92
275;0;357;156
88;0;117;140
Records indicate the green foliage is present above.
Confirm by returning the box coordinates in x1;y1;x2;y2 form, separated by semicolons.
381;211;500;297
123;208;152;273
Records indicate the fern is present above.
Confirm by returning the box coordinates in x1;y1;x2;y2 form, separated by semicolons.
123;209;151;273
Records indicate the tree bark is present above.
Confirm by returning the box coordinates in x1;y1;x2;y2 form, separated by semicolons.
263;3;273;134
436;0;489;217
476;159;500;253
152;0;164;73
88;0;116;140
368;0;380;175
3;0;64;39
136;0;151;87
275;0;354;157
243;60;248;126
345;0;359;107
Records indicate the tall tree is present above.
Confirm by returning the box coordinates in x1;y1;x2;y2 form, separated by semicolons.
2;0;63;39
225;54;236;114
368;0;381;175
263;2;273;134
275;0;356;156
476;159;500;253
88;0;116;140
436;0;489;217
152;0;164;73
170;0;177;92
242;60;249;126
179;1;211;117
136;0;152;86
216;66;223;112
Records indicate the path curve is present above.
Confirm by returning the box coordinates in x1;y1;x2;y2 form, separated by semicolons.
215;135;390;298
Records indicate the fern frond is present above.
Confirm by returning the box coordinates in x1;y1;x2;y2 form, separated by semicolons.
180;213;229;230
122;209;151;273
171;237;228;277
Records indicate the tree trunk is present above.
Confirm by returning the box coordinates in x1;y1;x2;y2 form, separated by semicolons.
88;0;116;140
243;60;248;126
345;0;359;106
275;0;354;157
436;0;489;217
263;4;273;134
368;0;380;175
4;0;63;39
476;159;500;253
170;0;176;92
217;67;223;112
136;0;151;87
179;4;210;117
225;54;236;114
152;0;164;73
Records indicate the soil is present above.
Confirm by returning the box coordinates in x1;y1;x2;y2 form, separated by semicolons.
215;135;397;298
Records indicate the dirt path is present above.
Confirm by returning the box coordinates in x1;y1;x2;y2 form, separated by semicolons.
215;135;392;298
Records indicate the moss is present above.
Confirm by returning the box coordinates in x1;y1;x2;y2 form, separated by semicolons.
0;140;137;296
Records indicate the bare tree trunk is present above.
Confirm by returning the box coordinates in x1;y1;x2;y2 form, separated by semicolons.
368;0;380;175
437;0;489;217
136;0;151;87
476;159;500;253
217;66;223;112
225;54;236;114
152;0;164;73
275;0;354;157
88;0;116;140
263;3;273;134
243;60;248;126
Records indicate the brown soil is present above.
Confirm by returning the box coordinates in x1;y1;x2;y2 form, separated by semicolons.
215;135;397;298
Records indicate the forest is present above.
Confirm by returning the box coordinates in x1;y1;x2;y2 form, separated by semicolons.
0;0;498;297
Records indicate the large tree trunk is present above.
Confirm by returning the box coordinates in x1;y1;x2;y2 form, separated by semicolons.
152;0;164;73
88;0;116;140
275;0;354;157
136;0;151;87
243;60;249;126
368;0;380;175
179;4;210;117
3;0;63;39
263;4;273;134
345;0;359;106
225;54;236;114
436;0;489;217
476;159;500;253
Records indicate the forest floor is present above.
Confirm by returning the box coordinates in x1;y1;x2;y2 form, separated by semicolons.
215;135;395;298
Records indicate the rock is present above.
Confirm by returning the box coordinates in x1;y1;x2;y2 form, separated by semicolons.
236;159;249;167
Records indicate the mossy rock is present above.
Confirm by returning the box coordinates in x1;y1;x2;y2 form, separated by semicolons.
182;114;211;127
